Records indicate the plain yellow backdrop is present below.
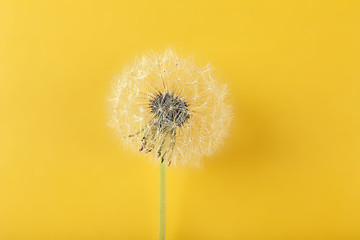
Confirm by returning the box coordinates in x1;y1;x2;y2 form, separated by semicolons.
1;0;359;239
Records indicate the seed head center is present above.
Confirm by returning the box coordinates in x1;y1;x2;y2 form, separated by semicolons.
150;92;190;127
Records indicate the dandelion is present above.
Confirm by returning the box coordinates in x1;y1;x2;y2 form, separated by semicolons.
108;48;232;239
109;49;231;165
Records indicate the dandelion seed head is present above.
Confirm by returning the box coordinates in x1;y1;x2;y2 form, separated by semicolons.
108;48;232;166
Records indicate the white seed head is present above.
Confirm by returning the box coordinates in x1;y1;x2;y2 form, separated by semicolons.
108;49;232;166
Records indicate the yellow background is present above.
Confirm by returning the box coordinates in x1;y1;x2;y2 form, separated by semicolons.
1;1;359;239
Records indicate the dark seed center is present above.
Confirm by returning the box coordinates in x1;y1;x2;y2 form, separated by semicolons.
150;92;190;127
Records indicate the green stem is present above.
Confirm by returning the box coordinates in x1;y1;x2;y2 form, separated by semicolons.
159;159;166;240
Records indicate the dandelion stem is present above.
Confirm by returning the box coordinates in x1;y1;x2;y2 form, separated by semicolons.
159;158;166;240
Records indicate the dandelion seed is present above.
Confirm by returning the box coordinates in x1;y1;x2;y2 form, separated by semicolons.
108;48;232;166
